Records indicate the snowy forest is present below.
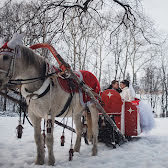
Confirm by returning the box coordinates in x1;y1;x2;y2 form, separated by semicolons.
0;0;168;117
1;1;168;168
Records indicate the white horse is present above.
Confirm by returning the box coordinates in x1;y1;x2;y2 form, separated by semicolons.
0;45;99;165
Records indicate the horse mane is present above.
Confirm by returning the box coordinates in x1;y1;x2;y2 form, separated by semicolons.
19;45;46;75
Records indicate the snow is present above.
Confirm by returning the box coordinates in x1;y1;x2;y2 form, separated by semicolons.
0;117;168;168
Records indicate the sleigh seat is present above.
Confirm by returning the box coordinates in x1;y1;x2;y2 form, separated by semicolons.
98;89;141;145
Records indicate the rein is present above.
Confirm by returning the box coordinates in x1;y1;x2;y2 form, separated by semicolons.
8;72;58;85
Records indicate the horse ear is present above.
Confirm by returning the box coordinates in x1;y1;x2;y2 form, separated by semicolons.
14;45;21;58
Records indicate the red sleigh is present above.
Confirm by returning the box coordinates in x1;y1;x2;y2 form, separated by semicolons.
100;89;141;137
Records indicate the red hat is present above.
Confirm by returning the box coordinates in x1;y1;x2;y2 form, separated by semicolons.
0;41;14;56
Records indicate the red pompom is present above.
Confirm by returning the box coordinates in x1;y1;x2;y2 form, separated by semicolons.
16;124;24;139
61;134;65;146
69;148;74;161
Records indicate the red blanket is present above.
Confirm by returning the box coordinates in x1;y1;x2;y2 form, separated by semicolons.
47;63;100;105
57;70;100;104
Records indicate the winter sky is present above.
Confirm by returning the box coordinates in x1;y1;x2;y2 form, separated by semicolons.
142;0;168;33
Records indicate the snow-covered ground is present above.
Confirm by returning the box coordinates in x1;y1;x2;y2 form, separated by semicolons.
0;117;168;168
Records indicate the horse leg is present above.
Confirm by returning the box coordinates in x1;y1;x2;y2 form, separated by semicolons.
88;103;99;156
74;113;83;152
46;118;55;166
29;113;44;165
86;112;93;142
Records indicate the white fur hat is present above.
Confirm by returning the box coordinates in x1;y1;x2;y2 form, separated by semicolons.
0;33;24;55
7;33;24;49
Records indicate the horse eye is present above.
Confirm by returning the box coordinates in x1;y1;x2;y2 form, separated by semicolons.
3;55;9;61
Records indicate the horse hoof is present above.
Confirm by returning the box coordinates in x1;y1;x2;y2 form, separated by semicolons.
92;148;97;156
74;149;78;153
74;147;80;153
92;152;97;156
48;157;55;166
48;161;55;166
35;159;44;165
74;143;81;153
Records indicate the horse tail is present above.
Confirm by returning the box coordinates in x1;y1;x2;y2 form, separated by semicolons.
86;112;93;142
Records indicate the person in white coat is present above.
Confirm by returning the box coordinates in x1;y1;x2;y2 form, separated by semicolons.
120;80;135;101
120;80;155;132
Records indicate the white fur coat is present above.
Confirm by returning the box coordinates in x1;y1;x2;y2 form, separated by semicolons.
120;87;135;101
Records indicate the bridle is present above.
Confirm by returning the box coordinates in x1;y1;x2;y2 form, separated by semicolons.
6;51;16;80
0;47;17;83
0;46;45;87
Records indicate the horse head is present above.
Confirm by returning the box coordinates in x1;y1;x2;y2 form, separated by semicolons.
0;33;24;90
0;44;47;91
0;52;14;89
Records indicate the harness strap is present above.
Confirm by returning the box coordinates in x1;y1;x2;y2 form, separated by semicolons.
0;69;8;74
56;93;73;117
38;81;54;99
25;113;33;127
21;78;54;100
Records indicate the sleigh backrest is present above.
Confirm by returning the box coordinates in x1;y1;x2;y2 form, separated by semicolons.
101;89;123;115
101;89;141;136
